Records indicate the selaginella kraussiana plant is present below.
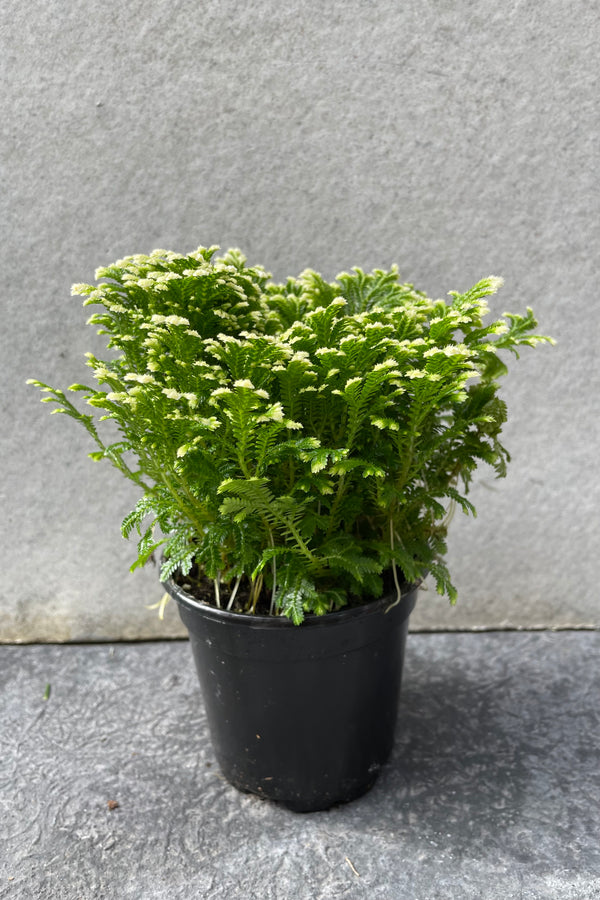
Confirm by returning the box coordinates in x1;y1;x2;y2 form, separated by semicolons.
29;246;554;623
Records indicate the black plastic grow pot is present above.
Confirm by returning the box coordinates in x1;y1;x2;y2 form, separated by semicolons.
166;577;418;813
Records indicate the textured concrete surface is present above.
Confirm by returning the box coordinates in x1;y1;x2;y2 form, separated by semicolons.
2;632;599;899
3;0;599;639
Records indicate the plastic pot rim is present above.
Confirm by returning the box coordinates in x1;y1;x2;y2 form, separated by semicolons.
164;572;422;629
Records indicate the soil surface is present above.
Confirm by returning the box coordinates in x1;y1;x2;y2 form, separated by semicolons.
173;565;404;617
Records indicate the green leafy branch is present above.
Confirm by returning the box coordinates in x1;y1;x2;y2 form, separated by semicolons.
29;249;554;621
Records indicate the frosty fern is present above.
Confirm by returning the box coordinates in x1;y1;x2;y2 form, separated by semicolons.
29;246;553;623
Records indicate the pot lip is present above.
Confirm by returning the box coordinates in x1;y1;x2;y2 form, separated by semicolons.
164;572;422;628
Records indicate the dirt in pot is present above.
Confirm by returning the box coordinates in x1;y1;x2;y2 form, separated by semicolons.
173;563;408;617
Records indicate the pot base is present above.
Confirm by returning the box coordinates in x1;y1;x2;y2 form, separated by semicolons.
230;768;382;813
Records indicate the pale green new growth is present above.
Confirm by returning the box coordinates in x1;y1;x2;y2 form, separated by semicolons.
29;247;554;623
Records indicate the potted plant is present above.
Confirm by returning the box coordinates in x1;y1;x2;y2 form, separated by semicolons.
29;246;553;811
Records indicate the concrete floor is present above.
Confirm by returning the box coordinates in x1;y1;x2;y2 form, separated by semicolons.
1;632;599;899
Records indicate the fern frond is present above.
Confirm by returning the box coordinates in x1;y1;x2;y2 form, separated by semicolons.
30;250;553;620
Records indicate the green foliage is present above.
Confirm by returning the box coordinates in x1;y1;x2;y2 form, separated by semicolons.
29;247;554;622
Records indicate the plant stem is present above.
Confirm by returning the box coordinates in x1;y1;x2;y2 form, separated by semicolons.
269;533;277;616
227;575;242;611
385;517;403;613
250;572;264;614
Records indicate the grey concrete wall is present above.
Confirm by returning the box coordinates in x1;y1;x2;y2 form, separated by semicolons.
2;0;598;641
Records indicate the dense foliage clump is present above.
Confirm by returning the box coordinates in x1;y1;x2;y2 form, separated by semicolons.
29;246;553;622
